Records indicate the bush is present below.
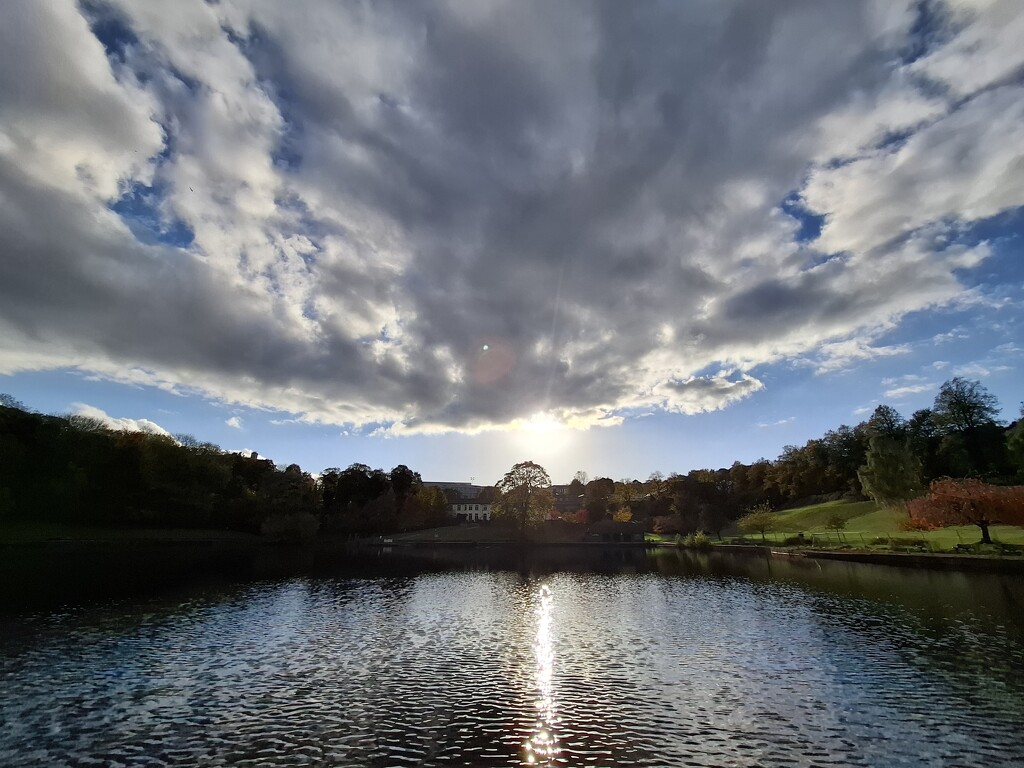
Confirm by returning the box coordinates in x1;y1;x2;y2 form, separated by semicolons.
781;534;808;546
680;530;712;549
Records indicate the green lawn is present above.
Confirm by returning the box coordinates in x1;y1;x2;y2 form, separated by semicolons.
732;500;1024;549
771;499;878;532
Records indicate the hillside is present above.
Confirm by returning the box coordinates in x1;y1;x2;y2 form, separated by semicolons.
760;500;1024;547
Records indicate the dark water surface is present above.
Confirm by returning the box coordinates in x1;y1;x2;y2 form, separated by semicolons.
2;547;1023;767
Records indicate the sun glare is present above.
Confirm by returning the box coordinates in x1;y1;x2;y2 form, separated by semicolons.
513;413;575;455
522;414;563;433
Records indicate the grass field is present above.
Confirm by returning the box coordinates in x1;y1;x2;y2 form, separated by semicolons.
731;499;1024;549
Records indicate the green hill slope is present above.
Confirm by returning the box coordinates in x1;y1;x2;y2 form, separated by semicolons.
763;499;1024;547
772;500;878;532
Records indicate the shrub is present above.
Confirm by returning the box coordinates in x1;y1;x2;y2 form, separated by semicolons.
681;530;712;549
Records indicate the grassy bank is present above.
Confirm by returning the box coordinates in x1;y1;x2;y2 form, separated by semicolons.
645;499;1024;551
767;499;1024;548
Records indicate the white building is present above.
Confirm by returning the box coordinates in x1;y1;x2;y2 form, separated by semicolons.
450;501;492;522
423;481;494;523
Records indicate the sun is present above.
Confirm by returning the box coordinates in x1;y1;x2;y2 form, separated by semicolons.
512;412;575;455
521;413;563;433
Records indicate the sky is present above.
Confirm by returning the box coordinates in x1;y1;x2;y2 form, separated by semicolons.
1;0;1022;485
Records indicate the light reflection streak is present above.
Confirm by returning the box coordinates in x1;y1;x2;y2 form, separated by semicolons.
524;583;560;765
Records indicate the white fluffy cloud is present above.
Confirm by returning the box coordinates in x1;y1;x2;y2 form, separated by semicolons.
71;403;173;437
0;0;1021;434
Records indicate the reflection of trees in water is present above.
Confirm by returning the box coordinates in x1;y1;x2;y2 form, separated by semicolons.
654;548;1024;718
651;548;1024;628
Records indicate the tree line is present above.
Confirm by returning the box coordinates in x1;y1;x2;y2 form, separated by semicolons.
2;375;1021;541
513;377;1023;539
0;395;447;540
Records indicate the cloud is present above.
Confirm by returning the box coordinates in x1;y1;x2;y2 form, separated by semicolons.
813;339;912;375
0;1;1021;433
70;402;173;436
225;416;243;429
933;328;969;344
757;417;795;429
659;374;765;416
882;373;934;400
883;384;933;400
952;361;1012;379
951;363;992;379
881;374;927;386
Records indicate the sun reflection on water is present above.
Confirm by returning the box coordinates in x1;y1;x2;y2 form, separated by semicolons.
524;583;560;765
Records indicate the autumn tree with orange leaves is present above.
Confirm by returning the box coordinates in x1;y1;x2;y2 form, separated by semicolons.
906;478;1024;544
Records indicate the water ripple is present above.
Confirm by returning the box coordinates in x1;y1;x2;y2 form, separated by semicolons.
2;564;1023;766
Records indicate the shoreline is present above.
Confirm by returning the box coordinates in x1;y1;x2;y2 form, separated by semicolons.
675;542;1024;573
6;531;1024;572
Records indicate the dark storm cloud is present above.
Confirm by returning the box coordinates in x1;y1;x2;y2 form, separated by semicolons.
0;0;1021;431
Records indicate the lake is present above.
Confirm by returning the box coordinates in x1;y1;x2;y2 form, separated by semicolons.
1;546;1023;766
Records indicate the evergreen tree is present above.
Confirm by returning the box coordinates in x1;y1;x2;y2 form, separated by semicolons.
857;436;923;507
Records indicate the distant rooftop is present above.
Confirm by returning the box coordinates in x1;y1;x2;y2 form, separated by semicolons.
422;480;490;498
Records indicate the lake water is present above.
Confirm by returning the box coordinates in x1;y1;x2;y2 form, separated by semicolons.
2;547;1023;767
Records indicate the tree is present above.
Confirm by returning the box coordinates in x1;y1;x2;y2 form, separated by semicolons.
493;461;554;537
389;464;422;511
825;513;847;540
933;377;1000;434
573;470;589;486
737;503;778;541
0;393;26;410
1008;406;1024;478
906;408;946;480
583;477;615;522
820;424;870;496
397;485;450;531
866;404;905;440
858;436;923;507
698;505;729;540
612;479;642;511
907;478;1024;544
932;378;1011;477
